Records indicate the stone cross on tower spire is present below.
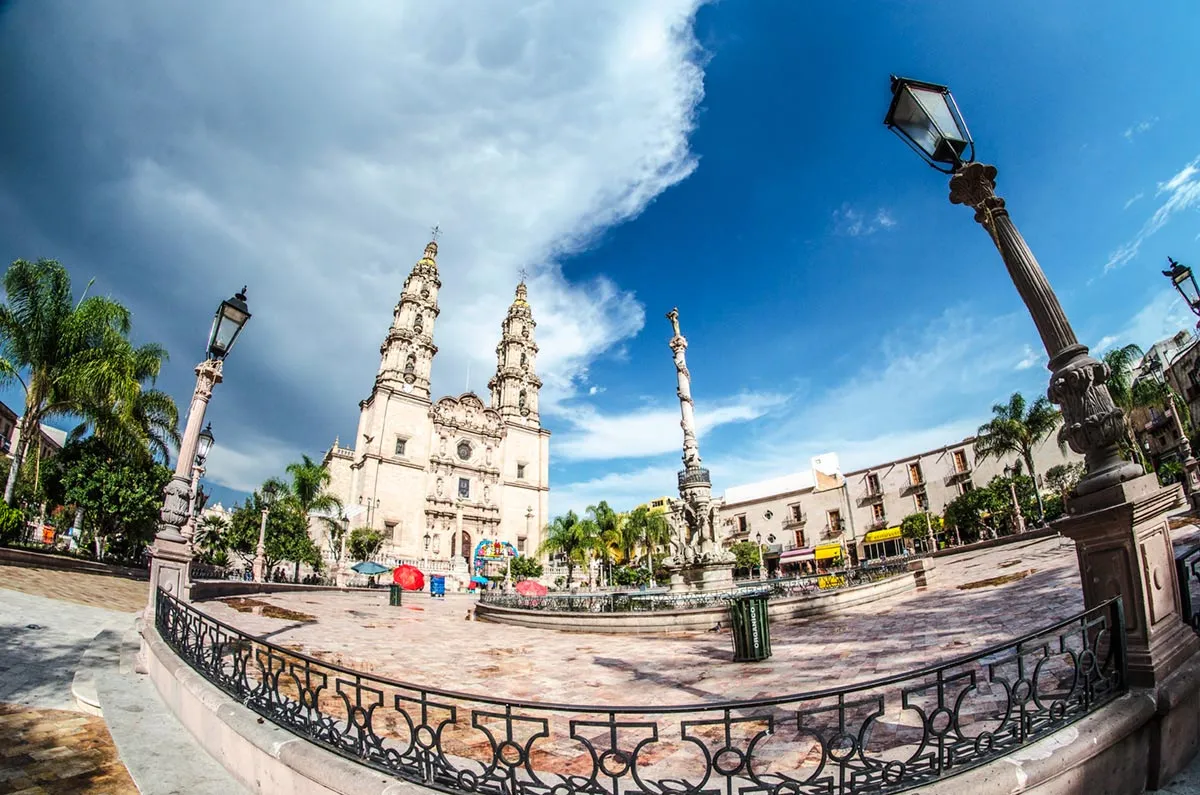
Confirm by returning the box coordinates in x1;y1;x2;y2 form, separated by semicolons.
489;280;542;425
374;235;442;400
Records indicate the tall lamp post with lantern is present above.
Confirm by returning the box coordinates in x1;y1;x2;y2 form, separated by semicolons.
147;288;251;610
181;422;215;544
253;481;278;582
883;76;1198;686
1142;336;1200;503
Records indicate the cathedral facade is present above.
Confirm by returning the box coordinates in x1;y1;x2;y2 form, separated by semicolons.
322;238;550;579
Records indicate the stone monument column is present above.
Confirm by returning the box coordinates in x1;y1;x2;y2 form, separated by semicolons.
664;309;733;593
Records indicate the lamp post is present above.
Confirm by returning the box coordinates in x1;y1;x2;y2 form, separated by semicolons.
253;482;277;582
183;422;215;545
1144;349;1200;499
1003;463;1026;535
423;531;431;572
147;288;251;608
1163;257;1200;326
754;529;766;581
884;76;1198;686
885;77;1141;498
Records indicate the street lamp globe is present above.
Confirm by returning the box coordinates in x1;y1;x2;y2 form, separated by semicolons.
424;532;431;551
261;481;279;508
207;287;252;360
884;76;974;173
1163;257;1200;317
195;422;215;465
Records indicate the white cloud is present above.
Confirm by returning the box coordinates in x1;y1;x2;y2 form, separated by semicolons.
1123;192;1144;210
833;205;898;237
1104;155;1200;272
1095;334;1120;352
0;1;711;490
554;391;788;461
1015;344;1040;370
1123;117;1159;140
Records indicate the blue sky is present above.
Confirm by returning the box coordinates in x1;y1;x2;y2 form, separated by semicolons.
1;1;1199;515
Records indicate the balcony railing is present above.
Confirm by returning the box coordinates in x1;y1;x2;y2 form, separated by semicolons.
156;588;1127;795
677;468;711;488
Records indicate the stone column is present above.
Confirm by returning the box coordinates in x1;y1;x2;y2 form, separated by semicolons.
666;308;702;470
950;163;1198;686
146;359;223;614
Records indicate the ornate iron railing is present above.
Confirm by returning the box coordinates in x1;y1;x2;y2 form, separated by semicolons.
481;563;909;613
1175;544;1200;633
156;589;1125;795
678;468;712;488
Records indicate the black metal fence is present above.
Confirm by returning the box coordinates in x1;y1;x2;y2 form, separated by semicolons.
155;588;1126;794
480;562;910;613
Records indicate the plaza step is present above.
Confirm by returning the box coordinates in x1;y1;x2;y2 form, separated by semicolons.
79;619;249;794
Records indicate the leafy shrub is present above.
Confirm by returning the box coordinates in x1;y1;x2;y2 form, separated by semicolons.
0;503;26;545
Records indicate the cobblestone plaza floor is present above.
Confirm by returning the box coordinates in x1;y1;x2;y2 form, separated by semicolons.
197;528;1200;706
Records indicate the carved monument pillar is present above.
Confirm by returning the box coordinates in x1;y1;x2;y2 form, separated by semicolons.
950;163;1198;686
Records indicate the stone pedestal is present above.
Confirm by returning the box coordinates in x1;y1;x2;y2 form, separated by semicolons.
666;561;735;594
1056;474;1200;688
146;534;193;619
907;557;937;588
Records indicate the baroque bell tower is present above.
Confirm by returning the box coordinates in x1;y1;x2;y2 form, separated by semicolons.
375;236;442;401
488;280;542;426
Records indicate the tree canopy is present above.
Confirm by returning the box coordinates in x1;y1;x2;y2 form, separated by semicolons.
974;391;1061;522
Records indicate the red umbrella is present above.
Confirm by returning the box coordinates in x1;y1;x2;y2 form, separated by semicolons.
393;564;425;591
515;579;548;597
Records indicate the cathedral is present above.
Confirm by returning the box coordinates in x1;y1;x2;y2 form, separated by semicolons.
322;238;550;582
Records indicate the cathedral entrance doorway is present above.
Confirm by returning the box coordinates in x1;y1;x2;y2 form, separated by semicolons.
461;530;472;563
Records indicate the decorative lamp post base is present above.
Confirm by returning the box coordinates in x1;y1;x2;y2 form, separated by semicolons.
146;532;193;617
1057;473;1200;688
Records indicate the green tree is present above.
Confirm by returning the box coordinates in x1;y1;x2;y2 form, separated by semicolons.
1045;462;1086;500
0;259;174;503
730;540;761;575
587;500;622;582
347;526;384;563
944;486;1008;544
283;455;344;579
1102;344;1169;468
508;555;544;581
623;506;671;568
193;514;228;554
974;392;1061;522
224;487;321;575
538;510;597;589
57;437;170;561
77;338;180;465
899;512;943;545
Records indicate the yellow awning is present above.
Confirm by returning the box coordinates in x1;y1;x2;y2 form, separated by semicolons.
863;526;903;544
814;543;843;560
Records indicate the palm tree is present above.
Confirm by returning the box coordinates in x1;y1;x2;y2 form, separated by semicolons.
586;500;622;583
623;506;671;570
0;259;154;504
974;392;1061;522
73;339;180;464
283;455;344;579
193;514;228;552
538;510;597;589
1104;344;1148;466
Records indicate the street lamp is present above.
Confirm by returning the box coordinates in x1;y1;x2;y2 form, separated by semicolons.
884;76;1141;498
755;530;766;581
1142;349;1200;498
148;288;251;607
1002;463;1025;535
1163;258;1200;322
254;482;278;582
423;531;431;571
182;423;215;545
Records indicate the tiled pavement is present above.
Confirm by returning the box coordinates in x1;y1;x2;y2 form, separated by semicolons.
0;572;146;794
0;703;137;794
0;564;148;614
197;533;1112;706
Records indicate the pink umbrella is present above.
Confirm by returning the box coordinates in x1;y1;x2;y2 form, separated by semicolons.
515;579;548;597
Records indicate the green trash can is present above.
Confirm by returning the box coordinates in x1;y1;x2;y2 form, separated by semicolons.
389;584;403;606
729;592;772;661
